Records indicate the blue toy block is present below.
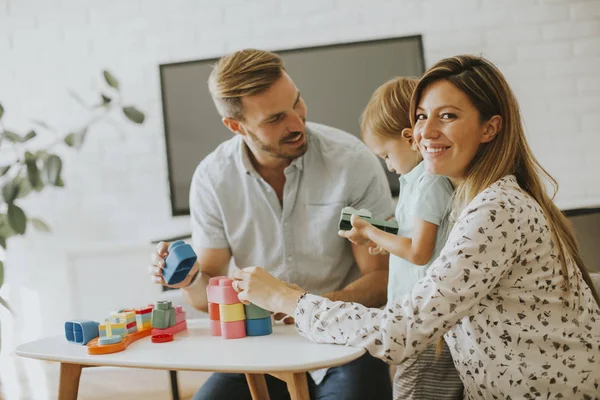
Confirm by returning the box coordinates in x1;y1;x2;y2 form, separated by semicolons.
163;241;197;285
65;320;100;345
245;316;272;336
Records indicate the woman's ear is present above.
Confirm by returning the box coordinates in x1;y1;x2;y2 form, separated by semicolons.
481;115;502;144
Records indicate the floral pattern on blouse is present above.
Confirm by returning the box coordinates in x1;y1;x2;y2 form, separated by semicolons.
295;176;600;399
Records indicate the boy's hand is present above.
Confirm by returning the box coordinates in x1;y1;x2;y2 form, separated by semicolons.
338;214;373;245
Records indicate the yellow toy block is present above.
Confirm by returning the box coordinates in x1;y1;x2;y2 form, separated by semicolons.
219;303;245;322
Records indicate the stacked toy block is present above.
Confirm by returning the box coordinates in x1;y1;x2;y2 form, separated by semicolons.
207;276;272;339
151;300;187;336
111;310;138;334
135;305;153;330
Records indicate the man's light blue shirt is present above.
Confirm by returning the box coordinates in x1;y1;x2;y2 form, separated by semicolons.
388;161;454;301
190;122;394;295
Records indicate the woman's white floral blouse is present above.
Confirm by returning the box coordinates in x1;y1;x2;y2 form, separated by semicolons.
295;176;600;399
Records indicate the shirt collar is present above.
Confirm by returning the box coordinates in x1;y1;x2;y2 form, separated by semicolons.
399;160;425;186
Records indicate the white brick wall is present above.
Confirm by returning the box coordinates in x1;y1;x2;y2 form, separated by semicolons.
1;0;599;338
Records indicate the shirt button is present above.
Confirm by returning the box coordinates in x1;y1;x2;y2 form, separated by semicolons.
287;256;292;262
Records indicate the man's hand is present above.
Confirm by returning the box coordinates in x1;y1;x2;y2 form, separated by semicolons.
148;241;198;289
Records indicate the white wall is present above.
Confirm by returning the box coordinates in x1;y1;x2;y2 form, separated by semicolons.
1;0;599;343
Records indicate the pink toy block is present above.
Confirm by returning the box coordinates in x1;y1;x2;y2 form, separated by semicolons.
206;276;240;305
221;320;246;339
210;319;222;336
208;302;220;320
151;319;187;336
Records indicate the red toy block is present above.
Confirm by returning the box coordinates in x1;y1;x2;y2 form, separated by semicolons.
221;320;246;339
206;276;240;305
210;319;222;336
151;319;187;336
208;303;220;321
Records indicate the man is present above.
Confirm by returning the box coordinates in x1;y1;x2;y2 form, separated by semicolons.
150;49;393;399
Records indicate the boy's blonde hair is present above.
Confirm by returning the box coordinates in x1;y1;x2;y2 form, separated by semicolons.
208;49;285;121
360;77;419;140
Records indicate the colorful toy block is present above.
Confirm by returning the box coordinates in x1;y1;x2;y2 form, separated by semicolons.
339;206;399;235
206;277;240;305
163;240;197;285
246;316;273;336
219;303;245;322
152;301;175;329
206;276;273;339
85;304;156;355
151;303;188;341
221;320;246;339
65;320;99;345
244;303;271;320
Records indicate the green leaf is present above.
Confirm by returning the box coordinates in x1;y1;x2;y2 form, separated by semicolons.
123;106;145;124
1;180;19;203
24;130;37;141
55;176;65;187
0;236;5;249
103;70;120;90
2;130;25;142
101;94;112;106
0;296;13;314
31;218;51;233
7;203;26;235
0;214;14;245
25;154;42;191
0;165;10;177
63;129;87;149
43;155;62;186
15;176;32;199
0;103;4;120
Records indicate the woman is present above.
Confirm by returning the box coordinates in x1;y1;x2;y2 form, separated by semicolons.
232;55;600;399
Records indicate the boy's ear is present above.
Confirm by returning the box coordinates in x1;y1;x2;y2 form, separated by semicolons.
402;128;414;143
480;115;502;144
223;117;245;136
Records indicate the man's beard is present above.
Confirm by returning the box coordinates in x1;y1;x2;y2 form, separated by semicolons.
246;129;308;160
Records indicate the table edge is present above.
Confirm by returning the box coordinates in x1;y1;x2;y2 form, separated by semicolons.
15;347;366;374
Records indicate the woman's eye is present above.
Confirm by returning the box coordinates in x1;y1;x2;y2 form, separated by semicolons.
269;115;283;124
415;113;426;121
441;113;456;120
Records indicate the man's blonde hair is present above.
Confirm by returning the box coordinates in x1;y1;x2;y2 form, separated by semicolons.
208;49;285;121
360;77;418;140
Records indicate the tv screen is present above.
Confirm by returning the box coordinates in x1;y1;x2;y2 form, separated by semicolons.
160;35;425;216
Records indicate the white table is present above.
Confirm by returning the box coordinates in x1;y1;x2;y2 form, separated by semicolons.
16;319;365;400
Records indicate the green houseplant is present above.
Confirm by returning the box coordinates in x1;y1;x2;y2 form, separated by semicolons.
0;70;145;321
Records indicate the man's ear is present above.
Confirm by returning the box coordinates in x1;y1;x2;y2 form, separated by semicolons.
481;115;502;144
223;117;245;136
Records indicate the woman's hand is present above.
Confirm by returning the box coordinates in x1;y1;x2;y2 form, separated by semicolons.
338;214;375;245
231;267;305;316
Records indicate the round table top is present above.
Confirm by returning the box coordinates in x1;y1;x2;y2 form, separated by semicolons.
16;319;366;373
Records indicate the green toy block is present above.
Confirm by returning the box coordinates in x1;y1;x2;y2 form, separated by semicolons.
244;303;271;320
168;307;176;327
151;308;169;329
156;300;172;311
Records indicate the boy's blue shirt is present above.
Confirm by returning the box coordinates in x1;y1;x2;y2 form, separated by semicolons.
388;161;454;301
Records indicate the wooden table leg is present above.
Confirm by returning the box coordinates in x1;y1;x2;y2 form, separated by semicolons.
245;373;270;400
268;372;310;400
284;372;310;400
58;363;83;400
